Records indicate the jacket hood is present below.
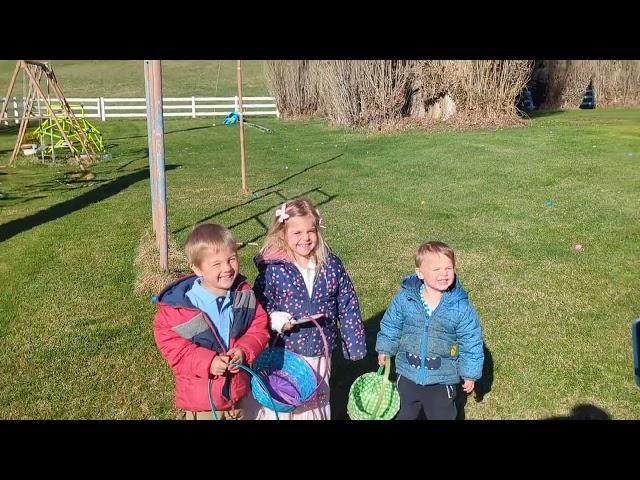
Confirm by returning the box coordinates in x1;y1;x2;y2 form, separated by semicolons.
254;250;291;271
156;273;248;307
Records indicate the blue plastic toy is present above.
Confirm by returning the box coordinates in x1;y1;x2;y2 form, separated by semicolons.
223;112;240;125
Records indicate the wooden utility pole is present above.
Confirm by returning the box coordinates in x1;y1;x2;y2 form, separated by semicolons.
236;60;249;196
144;60;168;272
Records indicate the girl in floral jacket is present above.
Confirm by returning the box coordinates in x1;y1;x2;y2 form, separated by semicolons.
243;197;367;420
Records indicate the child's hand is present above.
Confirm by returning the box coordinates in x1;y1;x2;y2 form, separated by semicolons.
377;353;387;366
210;355;230;376
226;348;245;373
270;311;294;333
281;321;295;332
462;379;475;394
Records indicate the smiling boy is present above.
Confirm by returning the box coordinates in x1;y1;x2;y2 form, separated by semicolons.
153;223;269;420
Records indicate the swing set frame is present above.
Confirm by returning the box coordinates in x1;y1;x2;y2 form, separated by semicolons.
0;60;99;170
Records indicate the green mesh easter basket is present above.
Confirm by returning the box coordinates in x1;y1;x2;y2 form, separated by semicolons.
347;356;400;420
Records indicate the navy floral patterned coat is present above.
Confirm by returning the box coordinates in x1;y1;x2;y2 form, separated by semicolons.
253;251;367;360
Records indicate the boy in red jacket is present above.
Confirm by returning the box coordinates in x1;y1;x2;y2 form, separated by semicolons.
154;223;269;420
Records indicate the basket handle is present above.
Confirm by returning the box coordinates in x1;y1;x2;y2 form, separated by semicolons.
370;356;392;419
270;314;332;388
208;362;280;420
305;316;331;376
297;315;331;401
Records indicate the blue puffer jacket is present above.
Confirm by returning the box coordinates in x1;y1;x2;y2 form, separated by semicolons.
376;274;484;386
254;251;367;360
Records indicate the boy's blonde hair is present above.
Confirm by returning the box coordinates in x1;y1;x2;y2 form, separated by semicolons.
415;241;456;268
185;223;238;268
260;197;330;267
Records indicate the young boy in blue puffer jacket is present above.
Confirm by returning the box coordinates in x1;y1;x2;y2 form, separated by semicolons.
376;241;484;420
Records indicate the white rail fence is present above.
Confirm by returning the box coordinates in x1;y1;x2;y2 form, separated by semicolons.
1;96;279;125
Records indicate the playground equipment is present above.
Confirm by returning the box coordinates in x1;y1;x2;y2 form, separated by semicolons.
29;104;105;157
0;60;101;170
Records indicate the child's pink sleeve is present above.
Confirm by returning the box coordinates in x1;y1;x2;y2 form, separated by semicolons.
153;308;216;379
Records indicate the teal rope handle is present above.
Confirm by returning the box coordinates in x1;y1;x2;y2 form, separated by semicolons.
207;379;220;420
208;362;280;420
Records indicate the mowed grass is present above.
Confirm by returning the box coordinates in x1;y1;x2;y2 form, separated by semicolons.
1;108;639;419
0;60;269;98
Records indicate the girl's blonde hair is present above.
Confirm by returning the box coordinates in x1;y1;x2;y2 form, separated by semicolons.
260;197;330;267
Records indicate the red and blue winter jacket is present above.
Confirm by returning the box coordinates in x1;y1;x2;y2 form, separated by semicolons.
153;274;269;412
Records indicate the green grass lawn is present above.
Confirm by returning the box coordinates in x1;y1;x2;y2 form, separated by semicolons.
0;60;269;98
1;108;639;419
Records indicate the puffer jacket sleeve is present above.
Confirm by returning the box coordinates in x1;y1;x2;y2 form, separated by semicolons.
254;264;277;314
153;308;216;379
335;259;367;361
375;290;405;357
233;300;270;365
455;303;484;380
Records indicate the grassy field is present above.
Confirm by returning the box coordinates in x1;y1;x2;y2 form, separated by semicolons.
1;107;639;419
0;60;269;98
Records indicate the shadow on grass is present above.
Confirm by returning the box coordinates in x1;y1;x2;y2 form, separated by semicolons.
230;187;336;251
173;154;343;238
173;154;343;251
108;124;214;141
0;194;47;205
0;164;179;243
330;316;496;420
0;124;21;135
330;311;385;420
455;342;494;420
252;154;343;194
544;404;612;420
521;110;568;119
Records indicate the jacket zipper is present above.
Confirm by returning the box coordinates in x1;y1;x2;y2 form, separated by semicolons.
170;302;232;409
201;309;231;409
419;314;428;384
414;288;444;384
293;262;324;356
159;280;244;409
296;261;320;315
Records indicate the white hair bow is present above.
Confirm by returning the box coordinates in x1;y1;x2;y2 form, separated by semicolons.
275;203;290;223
